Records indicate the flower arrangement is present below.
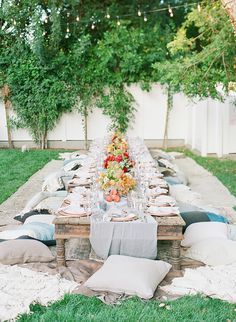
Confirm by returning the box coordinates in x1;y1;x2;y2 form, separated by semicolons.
103;152;135;172
104;132;135;172
98;131;136;202
98;168;136;199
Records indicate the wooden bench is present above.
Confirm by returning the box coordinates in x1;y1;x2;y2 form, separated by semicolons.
54;214;185;270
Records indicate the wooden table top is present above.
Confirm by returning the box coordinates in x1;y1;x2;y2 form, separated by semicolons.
54;213;185;227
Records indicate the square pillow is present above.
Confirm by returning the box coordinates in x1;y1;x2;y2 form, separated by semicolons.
14;209;51;223
186;238;236;266
24;214;55;225
0;223;55;246
0;239;54;265
181;222;228;247
84;255;171;299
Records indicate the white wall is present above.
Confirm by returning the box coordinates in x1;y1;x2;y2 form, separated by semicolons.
0;83;235;155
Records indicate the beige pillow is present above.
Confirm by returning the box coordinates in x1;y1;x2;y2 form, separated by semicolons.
0;240;54;265
84;255;171;299
186;238;236;266
181;222;228;247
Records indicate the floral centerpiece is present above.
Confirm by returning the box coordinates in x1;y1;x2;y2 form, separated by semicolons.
98;131;136;202
98;162;136;201
104;131;135;173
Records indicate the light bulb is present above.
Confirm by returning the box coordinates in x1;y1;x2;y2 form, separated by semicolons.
117;20;121;26
91;23;95;29
197;3;201;12
170;11;173;17
144;15;147;22
76;16;80;22
13;19;16;25
138;10;141;16
66;27;69;33
44;16;48;23
106;13;110;19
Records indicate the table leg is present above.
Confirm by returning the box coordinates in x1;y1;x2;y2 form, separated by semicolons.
171;240;181;271
56;239;66;267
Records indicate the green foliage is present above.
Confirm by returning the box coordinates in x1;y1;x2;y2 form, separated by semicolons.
6;48;78;144
1;1;234;140
0;1;185;140
153;1;236;99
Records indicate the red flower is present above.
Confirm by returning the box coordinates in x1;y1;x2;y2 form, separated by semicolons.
104;160;108;168
124;152;129;159
123;167;128;172
108;154;115;161
115;155;123;163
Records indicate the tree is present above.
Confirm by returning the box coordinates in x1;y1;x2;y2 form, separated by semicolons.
153;1;236;99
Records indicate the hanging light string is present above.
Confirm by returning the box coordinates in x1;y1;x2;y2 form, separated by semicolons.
110;1;201;19
88;2;202;28
11;1;202;36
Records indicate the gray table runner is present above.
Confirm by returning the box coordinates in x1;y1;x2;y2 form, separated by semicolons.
90;215;158;260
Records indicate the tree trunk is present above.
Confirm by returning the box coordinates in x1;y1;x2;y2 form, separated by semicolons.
5;103;13;149
162;86;173;150
2;85;13;148
41;127;48;150
84;112;88;150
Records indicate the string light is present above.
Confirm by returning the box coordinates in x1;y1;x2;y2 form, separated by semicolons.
168;5;174;17
197;3;201;12
35;1;203;37
117;16;121;26
13;19;16;26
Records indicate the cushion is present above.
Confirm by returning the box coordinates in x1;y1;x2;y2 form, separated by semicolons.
18;191;67;216
24;214;55;225
35;197;64;212
42;172;64;193
14;209;51;223
0;223;55;246
178;202;203;213
0;240;54;265
16;235;56;246
84;255;171;299
186;238;236;266
21;223;55;241
180;211;229;232
228;224;236;241
181;222;228;247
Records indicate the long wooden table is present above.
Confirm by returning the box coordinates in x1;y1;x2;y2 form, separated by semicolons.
54;214;185;270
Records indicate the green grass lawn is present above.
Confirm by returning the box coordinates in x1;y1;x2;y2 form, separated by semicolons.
18;294;236;322
0;149;64;204
0;148;236;321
